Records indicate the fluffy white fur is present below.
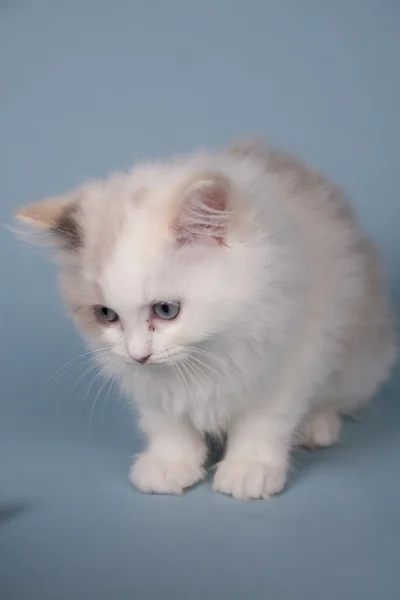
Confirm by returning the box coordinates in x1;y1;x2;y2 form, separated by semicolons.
17;141;397;499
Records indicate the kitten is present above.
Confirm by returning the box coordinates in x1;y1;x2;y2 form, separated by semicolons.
16;141;397;500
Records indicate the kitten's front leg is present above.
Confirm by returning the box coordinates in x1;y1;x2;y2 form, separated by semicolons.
213;399;304;500
130;409;207;495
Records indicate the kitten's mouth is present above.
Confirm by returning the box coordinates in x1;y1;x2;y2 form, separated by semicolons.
119;349;188;367
148;351;188;366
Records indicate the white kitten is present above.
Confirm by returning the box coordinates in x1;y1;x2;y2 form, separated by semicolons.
17;141;397;499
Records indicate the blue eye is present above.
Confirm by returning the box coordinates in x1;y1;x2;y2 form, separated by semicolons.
152;301;181;321
94;305;119;324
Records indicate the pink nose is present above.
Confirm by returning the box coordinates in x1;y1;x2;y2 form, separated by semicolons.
132;353;151;364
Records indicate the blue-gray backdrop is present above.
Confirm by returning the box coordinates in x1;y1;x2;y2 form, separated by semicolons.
1;1;399;599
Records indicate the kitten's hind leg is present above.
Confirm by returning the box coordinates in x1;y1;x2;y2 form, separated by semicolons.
297;409;342;449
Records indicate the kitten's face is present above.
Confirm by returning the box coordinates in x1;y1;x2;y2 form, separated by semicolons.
86;226;242;366
18;160;257;369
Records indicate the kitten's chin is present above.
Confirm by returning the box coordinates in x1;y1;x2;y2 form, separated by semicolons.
149;350;189;366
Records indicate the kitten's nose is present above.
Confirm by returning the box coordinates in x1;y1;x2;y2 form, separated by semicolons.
131;353;151;364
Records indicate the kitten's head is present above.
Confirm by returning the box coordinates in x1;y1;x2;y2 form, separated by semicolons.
16;153;266;368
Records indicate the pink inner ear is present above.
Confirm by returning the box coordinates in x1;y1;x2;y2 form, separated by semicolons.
202;183;226;212
174;179;229;245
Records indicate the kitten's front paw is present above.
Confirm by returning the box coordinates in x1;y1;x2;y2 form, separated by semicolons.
130;453;205;495
299;410;341;448
213;460;287;500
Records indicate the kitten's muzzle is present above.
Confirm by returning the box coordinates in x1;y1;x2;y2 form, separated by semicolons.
130;353;152;364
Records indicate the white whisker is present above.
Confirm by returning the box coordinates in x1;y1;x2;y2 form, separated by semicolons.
87;359;122;426
183;358;209;399
79;356;116;407
180;360;196;386
170;361;183;390
185;357;213;387
187;354;221;378
102;371;121;417
174;361;191;396
47;347;110;383
69;354;115;406
187;345;242;378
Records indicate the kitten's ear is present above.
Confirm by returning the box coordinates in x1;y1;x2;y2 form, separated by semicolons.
173;175;231;245
15;193;82;249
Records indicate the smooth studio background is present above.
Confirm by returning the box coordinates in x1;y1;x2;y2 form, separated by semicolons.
1;1;399;599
